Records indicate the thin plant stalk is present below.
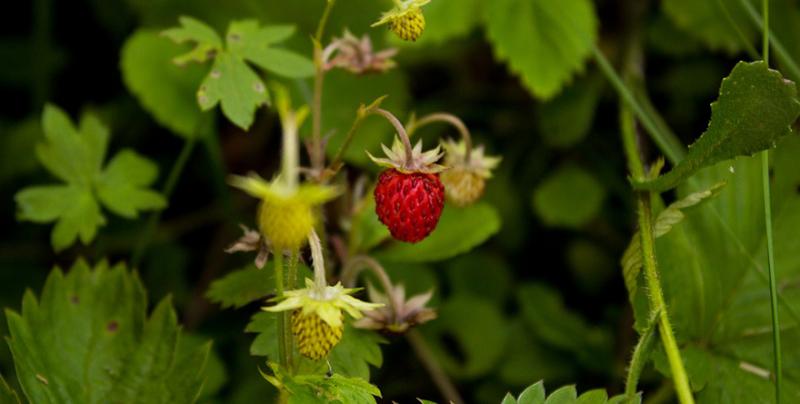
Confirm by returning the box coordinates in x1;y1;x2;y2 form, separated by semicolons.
310;0;337;173
273;251;289;370
132;136;197;267
759;0;783;401
368;108;415;165
621;106;695;404
406;330;465;404
738;0;800;81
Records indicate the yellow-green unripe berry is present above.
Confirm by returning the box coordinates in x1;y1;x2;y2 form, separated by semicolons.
258;196;314;251
441;167;486;207
291;310;343;360
389;7;425;41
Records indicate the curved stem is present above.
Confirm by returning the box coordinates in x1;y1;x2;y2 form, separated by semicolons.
341;255;395;301
409;113;473;162
407;330;465;404
368;108;414;167
308;230;328;288
625;309;660;398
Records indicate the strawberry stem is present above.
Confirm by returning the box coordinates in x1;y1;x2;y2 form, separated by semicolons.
308;229;328;290
341;255;397;313
369;108;414;168
409;113;473;163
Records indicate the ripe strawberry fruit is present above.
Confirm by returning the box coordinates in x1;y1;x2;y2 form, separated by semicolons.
369;137;445;243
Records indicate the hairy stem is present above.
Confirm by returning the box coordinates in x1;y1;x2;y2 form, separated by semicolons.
408;113;473;162
132;136;197;267
622;105;694;404
340;255;396;313
406;330;465;404
625;309;660;398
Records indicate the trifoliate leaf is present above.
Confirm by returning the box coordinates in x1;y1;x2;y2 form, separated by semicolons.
662;0;754;53
503;381;615;404
633;61;800;191
328;325;385;380
637;135;800;402
532;164;606;228
285;373;381;404
120;30;207;138
207;264;273;309
374;202;501;263
0;374;20;404
484;0;597;99
163;17;312;130
14;105;165;251
96;149;166;218
4;260;209;403
161;16;222;65
197;52;269;130
621;182;726;303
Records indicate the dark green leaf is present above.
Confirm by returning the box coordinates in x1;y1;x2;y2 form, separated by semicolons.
484;0;597;99
537;75;602;148
197;52;269;130
661;0;754;53
374;202;501;263
207;265;273;309
532;164;606;228
121;30;207;138
5;260;209;403
633;61;800;191
328;325;385;380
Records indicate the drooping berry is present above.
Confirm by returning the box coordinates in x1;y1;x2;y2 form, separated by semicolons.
439;139;501;207
367;136;446;243
292;310;343;360
374;169;444;243
372;0;431;42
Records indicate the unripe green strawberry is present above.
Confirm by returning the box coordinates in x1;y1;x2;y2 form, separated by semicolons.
230;175;338;251
292;310;343;360
440;139;501;207
372;0;431;42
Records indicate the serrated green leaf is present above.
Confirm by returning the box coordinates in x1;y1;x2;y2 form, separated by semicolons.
484;0;597;99
161;16;222;65
621;182;726;303
15;106;164;251
285;373;381;404
537;75;602;148
246;311;279;360
422;294;508;378
517;283;612;373
96;149;167;218
207;265;273;309
576;388;608;404
633;61;800;191
120;30;207;138
5;260;209;403
543;385;576;404
225;21;312;78
501;393;518;404
328;325;385;380
197;52;269;130
662;0;754;53
0;374;20;404
532;164;606;228
374;202;500;263
516;381;545;404
637;135;800;401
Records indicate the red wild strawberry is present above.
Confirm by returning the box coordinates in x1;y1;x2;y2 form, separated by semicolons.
368;136;446;243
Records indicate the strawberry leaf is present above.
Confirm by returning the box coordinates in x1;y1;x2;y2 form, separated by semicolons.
4;260;210;404
633;61;800;192
14;105;165;251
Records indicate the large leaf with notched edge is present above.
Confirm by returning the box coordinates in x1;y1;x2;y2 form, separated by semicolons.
634;136;800;402
374;202;501;263
484;0;597;99
500;380;635;404
633;61;800;191
4;260;209;404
